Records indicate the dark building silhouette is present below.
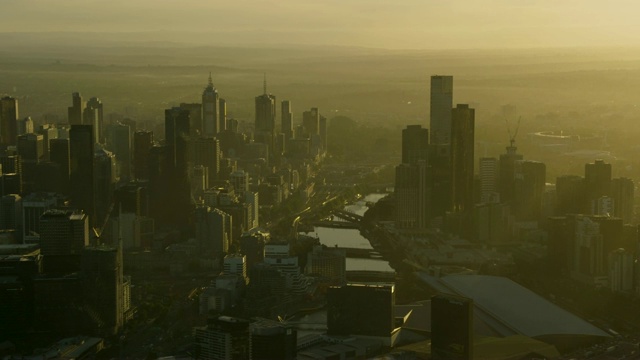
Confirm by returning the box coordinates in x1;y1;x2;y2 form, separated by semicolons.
499;142;524;205
81;245;124;336
202;73;220;136
68;92;85;126
195;316;251;360
514;160;546;221
555;175;585;216
611;177;634;224
585;159;612;213
430;75;453;157
302;107;320;138
191;137;221;184
105;122;132;181
180;102;203;137
450;104;475;214
431;294;474;360
69;125;95;224
0;96;18;149
251;319;296;360
402;125;429;165
281;100;293;141
327;283;395;338
17;133;44;193
85;97;104;143
133;130;153;181
94;147;116;228
39;209;89;274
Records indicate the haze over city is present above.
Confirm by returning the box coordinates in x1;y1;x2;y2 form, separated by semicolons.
2;1;640;360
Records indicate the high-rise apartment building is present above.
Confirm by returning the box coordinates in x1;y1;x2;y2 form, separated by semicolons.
133;130;153;181
585;159;612;213
430;75;453;155
0;96;18;149
479;157;499;203
40;209;89;273
450;104;475;214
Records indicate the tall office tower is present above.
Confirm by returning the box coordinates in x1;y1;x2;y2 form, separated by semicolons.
0;194;21;231
0;96;18;149
281;100;293;141
255;79;276;134
302;107;320;138
85;97;104;143
514;160;546;221
396;125;430;229
450;104;475;214
251;318;297;360
479;157;499;203
327;284;396;342
133;130;153;181
180;102;203;137
17;116;34;136
49;138;70;192
165;108;192;229
572;216;605;278
499;141;524;204
195;205;231;256
17;133;44;193
585;159;612;214
402;125;429;164
431;294;474;360
555;175;585;215
40;209;89;273
195;316;251;360
191;137;220;183
105;123;132;181
202;74;220;136
611;177;634;224
94;146;117;228
69;125;95;224
68;92;85;126
82;245;124;336
219;98;227;133
430;75;453;155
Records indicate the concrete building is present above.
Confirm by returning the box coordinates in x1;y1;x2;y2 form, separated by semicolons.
195;316;251;360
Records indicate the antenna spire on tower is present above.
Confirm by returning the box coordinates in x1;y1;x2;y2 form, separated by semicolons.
208;72;213;87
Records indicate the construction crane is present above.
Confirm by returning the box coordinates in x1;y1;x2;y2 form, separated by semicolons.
505;116;522;148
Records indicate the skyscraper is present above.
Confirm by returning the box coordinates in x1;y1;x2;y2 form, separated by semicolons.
70;125;95;224
164;107;191;229
133;130;153;181
430;75;453;155
302;107;320;137
180;103;203;137
0;96;18;149
499;142;524;204
219;98;227;133
202;73;220;136
105;122;132;181
68;92;85;126
281;100;293;141
401;125;429;165
255;78;276;134
479;157;499;203
191;137;220;184
50;138;71;192
585;159;612;213
514;160;546;221
85;97;104;143
450;104;475;214
611;177;634;224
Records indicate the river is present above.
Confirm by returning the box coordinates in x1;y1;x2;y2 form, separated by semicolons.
302;193;393;272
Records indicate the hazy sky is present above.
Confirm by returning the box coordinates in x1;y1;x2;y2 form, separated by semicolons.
2;0;639;49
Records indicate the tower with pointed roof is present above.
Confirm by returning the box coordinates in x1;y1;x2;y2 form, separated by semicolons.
202;73;220;136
